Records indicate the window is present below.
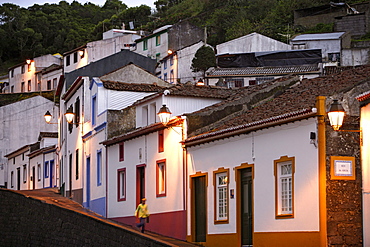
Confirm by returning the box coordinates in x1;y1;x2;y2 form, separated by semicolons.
13;158;15;164
74;52;78;63
293;44;305;50
164;73;168;82
75;97;80;127
21;82;25;93
156;53;160;62
226;79;244;88
11;171;14;188
117;168;126;201
119;142;124;162
170;70;174;84
158;129;164;153
214;168;229;223
37;164;41;181
47;80;51;90
53;78;57;89
156;35;161;46
22;153;24;160
11;86;14;93
66;55;71;66
328;53;340;62
45;161;49;178
10;69;14;78
68;105;73;133
21;65;25;74
170;56;173;66
164;60;167;70
274;156;295;218
97;150;102;186
142;105;148;126
76;149;79;180
143;40;148;51
156;160;166;197
28;80;31;91
150;103;156;124
92;95;97;126
23;165;27;183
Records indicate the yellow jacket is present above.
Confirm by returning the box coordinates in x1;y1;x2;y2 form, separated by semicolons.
135;203;149;218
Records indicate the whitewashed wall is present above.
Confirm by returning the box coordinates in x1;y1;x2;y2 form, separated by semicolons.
216;32;291;55
360;103;370;246
186;118;319;235
107;126;184;218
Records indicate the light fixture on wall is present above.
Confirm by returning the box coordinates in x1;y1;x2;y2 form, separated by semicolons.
26;59;32;64
158;104;171;125
44;111;58;124
327;99;362;144
167;49;173;55
64;107;75;124
79;50;85;58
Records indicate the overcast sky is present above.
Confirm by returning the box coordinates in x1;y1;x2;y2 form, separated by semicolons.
0;0;156;9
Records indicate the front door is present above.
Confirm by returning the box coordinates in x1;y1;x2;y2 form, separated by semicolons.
50;160;54;188
86;157;91;208
193;175;207;242
241;168;253;246
136;165;145;206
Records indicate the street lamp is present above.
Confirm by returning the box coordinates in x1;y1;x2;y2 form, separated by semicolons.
328;99;345;131
157;104;171;125
64;108;75;124
44;111;58;124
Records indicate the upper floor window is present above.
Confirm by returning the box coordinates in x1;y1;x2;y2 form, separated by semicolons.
47;80;52;90
158;130;164;153
164;60;167;70
119;142;124;162
142;105;148;126
274;156;295;218
143;40;148;51
21;82;25;93
66;55;71;66
11;171;14;188
76;149;79;180
170;70;174;84
11;86;14;93
74;52;78;63
92;95;97;126
45;161;49;178
10;69;14;78
75;97;80;128
164;73;168;82
53;78;57;89
27;80;31;91
170;56;173;66
156;53;160;62
21;65;25;74
156;35;161;46
214;168;229;223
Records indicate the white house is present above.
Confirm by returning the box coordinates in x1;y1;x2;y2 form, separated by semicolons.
216;32;291;55
0;95;58;188
102;83;236;240
290;32;351;65
181;66;369;246
6;54;62;93
27;132;58;190
58;63;170;216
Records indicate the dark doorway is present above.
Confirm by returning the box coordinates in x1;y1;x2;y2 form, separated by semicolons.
193;175;207;242
241;168;253;246
136;165;146;206
17;168;20;190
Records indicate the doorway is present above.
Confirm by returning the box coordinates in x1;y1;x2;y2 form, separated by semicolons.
136;165;146;206
240;167;253;246
192;175;207;243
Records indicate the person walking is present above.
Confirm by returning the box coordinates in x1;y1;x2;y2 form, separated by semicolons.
135;198;150;233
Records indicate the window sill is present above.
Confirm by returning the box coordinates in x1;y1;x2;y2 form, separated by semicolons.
276;214;294;219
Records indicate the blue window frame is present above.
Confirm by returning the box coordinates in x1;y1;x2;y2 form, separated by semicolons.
164;60;167;70
92;95;97;126
97;150;102;186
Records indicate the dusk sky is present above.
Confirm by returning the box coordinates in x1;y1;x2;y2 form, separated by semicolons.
0;0;156;9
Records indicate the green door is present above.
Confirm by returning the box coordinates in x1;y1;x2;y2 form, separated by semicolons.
241;168;253;246
194;176;206;242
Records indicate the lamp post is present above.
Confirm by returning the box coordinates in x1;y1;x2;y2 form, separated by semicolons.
157;104;171;125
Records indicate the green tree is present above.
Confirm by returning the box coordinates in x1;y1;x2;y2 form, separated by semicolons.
191;45;216;78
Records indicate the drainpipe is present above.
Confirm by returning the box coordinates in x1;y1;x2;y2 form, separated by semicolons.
316;96;327;247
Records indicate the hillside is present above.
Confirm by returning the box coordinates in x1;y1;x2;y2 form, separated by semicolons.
0;0;367;75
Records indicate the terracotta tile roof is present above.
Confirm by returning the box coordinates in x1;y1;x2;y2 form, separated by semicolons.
166;83;237;99
356;90;370;102
185;65;370;143
39;132;58;140
207;65;319;77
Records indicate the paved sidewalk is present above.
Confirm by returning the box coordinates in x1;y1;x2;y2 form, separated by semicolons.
16;188;199;247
